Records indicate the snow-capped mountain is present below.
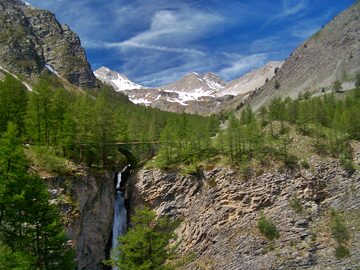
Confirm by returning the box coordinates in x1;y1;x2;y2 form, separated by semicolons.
216;61;284;97
94;62;284;115
155;72;226;103
94;66;144;91
160;72;225;94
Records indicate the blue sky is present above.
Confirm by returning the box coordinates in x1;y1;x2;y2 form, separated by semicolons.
26;0;356;87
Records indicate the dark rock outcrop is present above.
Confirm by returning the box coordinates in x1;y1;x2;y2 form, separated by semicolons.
0;0;97;88
127;155;360;269
46;171;115;270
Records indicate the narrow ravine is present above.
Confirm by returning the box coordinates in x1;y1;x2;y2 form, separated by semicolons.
111;172;127;270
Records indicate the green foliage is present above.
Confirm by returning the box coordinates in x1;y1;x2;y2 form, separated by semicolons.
300;159;310;169
182;163;201;176
0;123;75;269
330;209;351;259
258;213;280;241
0;74;27;135
32;146;68;173
0;243;34;270
289;195;304;214
335;245;351;259
333;80;342;92
355;72;360;88
110;207;177;270
330;209;349;245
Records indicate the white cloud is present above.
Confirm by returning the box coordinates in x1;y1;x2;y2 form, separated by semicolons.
281;0;307;17
117;9;223;50
292;26;319;39
219;54;268;81
264;0;308;25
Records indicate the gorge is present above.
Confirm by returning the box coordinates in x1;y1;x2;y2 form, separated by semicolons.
0;0;359;269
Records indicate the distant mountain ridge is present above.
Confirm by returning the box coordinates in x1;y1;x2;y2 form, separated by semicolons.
94;62;281;115
160;72;226;95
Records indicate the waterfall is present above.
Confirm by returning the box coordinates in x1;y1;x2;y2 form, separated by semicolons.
111;172;127;269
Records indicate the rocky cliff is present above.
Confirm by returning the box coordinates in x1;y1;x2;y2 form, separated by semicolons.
247;2;360;111
127;146;360;269
46;171;115;270
0;0;97;88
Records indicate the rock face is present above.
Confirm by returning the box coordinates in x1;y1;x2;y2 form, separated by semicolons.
217;61;283;97
0;0;97;88
248;2;360;110
127;156;360;269
46;171;115;270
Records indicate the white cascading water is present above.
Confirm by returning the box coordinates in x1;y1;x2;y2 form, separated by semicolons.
111;172;127;270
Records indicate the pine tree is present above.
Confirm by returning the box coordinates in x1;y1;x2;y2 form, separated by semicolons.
0;123;75;269
111;207;176;270
0;74;27;135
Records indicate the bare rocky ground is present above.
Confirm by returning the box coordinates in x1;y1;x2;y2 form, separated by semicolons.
127;145;360;269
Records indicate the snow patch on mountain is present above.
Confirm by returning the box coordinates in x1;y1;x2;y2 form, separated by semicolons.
96;62;283;109
45;64;60;77
94;66;144;91
0;66;33;91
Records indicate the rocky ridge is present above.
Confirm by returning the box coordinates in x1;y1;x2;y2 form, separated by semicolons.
217;61;283;97
247;2;360;111
94;62;281;115
127;151;360;269
0;0;97;88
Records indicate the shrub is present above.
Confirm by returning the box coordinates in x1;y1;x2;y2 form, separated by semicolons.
258;213;280;241
330;209;351;259
274;80;280;89
330;209;349;245
182;163;201;176
340;150;354;173
333;80;342;92
335;245;351;259
290;195;304;214
355;72;360;88
300;159;310;169
33;146;68;173
284;155;298;170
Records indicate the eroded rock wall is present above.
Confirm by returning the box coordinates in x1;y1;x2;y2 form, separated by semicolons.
46;171;115;270
127;157;360;269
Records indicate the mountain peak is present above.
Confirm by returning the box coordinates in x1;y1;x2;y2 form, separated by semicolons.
161;71;225;93
94;67;144;91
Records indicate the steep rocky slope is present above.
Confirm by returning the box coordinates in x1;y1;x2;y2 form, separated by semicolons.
0;0;97;88
127;145;360;269
247;2;360;111
46;171;115;270
217;61;283;97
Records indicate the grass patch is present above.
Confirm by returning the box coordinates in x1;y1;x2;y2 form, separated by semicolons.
26;145;69;173
289;195;304;214
258;213;280;241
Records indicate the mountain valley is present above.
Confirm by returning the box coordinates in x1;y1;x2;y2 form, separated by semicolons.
0;0;359;270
